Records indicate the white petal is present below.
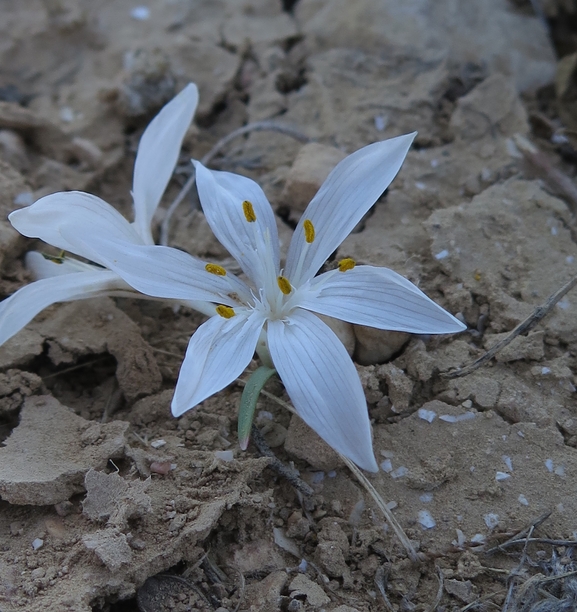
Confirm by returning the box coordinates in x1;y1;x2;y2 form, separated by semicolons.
72;235;251;307
285;133;416;285
132;83;199;242
193;161;280;287
0;269;124;345
267;309;378;472
171;310;265;416
25;251;97;279
300;265;466;334
9;192;142;266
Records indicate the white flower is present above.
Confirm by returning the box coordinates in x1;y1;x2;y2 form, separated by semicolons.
1;83;201;345
24;133;465;471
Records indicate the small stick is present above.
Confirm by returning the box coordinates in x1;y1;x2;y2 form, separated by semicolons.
159;121;311;245
485;511;552;555
443;274;577;379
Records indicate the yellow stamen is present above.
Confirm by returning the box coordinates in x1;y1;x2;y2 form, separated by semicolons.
216;305;236;319
277;276;292;295
205;263;227;276
42;249;66;264
242;200;257;223
303;219;315;243
338;258;356;272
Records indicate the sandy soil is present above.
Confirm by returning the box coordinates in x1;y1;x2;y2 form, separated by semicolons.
1;1;577;610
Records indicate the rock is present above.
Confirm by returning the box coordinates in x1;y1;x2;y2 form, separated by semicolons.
450;73;529;142
425;180;577;344
288;574;330;607
232;537;286;574
315;519;351;581
0;328;45;369
280;142;347;214
30;297;162;402
82;470;152;528
0;395;128;505
297;0;555;92
483;330;545;363
378;363;413;412
444;578;475;603
244;571;288;612
284;414;340;471
354;327;410;365
83;529;132;571
0;369;43;418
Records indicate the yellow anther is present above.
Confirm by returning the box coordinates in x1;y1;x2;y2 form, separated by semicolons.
303;219;315;243
242;200;257;223
42;249;66;264
216;305;236;319
338;258;356;272
205;263;227;276
277;276;292;295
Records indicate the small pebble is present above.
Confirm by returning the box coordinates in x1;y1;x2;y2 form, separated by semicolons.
390;466;408;479
518;494;529;506
495;471;510;481
545;459;554;473
13;191;34;206
32;538;44;550
374;115;386;131
484;513;500;529
502;455;513;471
434;249;449;260
380;459;393;473
130;6;150;20
417;510;436;529
417;408;436;423
215;450;234;462
150;439;166;449
419;493;433;503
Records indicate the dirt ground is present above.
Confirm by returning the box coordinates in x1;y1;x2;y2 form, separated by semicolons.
2;1;577;610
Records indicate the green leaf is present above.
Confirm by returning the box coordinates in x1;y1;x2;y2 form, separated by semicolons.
238;366;276;450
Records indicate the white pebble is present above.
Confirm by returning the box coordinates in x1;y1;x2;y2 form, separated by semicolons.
471;533;486;544
130;6;150;20
566;256;574;264
518;494;529;506
439;414;457;423
417;408;436;423
380;459;393;473
60;107;74;122
13;191;34;206
484;513;500;529
298;558;308;572
374;115;386;131
434;249;449;260
327;470;336;478
557;300;570;310
380;449;394;458
32;538;44;550
215;450;234;462
430;158;439;168
495;471;510;481
311;471;325;484
557;503;565;513
150;439;166;449
551;226;558;236
541;367;551;375
502;455;513;471
453;529;466;547
555;465;565;477
386;500;398;510
419;493;433;503
390;466;408;479
418;510;436;529
415;181;427;191
545;459;554;473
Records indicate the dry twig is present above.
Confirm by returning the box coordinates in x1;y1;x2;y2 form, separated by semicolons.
443;275;577;379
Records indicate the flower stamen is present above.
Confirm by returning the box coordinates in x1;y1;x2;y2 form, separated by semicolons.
338;258;356;272
205;263;227;276
277;276;292;295
242;200;257;223
216;304;236;318
303;219;315;243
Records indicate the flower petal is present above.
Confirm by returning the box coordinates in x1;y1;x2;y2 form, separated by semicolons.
300;265;466;334
71;235;251;312
9;192;142;266
285;133;416;285
267;308;378;471
132;83;199;242
171;310;265;416
193;161;280;288
24;251;98;279
0;269;125;345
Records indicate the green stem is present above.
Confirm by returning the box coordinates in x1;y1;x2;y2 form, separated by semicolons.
238;366;277;450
